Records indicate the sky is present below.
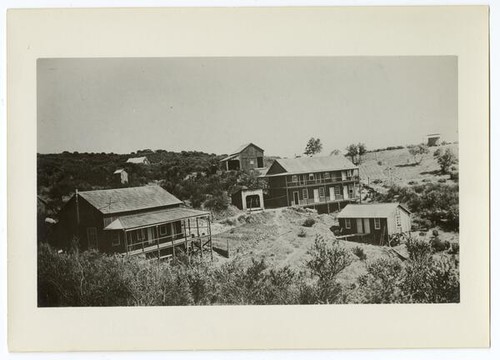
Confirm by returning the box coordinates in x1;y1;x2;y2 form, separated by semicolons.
37;57;457;158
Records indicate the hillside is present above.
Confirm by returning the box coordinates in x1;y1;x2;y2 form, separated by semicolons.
359;143;458;191
210;207;458;287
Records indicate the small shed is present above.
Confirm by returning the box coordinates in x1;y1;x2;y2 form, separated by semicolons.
126;156;151;165
113;169;129;184
426;133;441;147
337;203;411;245
231;188;264;211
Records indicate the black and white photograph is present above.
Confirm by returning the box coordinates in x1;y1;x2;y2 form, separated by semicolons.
36;56;460;307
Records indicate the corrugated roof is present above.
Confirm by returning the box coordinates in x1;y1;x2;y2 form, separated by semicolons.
337;203;410;218
104;207;210;230
78;185;182;215
265;156;356;176
126;156;149;164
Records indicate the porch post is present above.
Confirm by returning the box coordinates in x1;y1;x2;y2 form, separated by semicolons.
196;217;202;259
208;215;213;261
123;230;128;255
156;225;160;261
171;222;175;261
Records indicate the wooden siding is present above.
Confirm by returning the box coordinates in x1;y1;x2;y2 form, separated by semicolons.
339;217;389;244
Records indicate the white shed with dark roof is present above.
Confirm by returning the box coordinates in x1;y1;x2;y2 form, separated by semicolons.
337;203;411;244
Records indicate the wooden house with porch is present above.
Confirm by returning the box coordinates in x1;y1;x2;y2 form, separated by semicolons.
263;156;360;213
53;185;212;260
337;203;411;245
220;143;264;171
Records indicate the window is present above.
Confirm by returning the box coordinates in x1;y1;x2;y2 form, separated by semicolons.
291;175;298;183
319;187;325;198
137;228;146;241
159;224;169;236
309;173;315;181
346;170;352;178
374;218;381;230
112;232;120;246
302;189;308;199
334;186;341;196
396;210;402;227
345;219;351;229
249;160;254;165
324;172;330;179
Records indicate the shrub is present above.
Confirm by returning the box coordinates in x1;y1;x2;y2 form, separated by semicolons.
434;148;458;174
406;238;432;262
450;172;459;181
352;246;367;260
302;218;316;227
449;242;460;255
306;236;353;303
438;178;446;183
356;257;403;303
298;229;307;238
203;192;230;211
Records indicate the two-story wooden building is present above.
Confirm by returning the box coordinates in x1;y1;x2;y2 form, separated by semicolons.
263;156;360;213
220;143;265;171
53;185;212;260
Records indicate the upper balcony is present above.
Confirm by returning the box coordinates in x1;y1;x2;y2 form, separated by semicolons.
286;175;359;188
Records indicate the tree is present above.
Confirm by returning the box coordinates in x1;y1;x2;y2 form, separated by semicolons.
304;138;323;156
407;143;429;165
345;143;367;165
357;143;367;164
434;148;457;173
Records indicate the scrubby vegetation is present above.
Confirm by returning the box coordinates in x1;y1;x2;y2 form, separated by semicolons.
38;235;459;307
37;151;268;213
374;182;459;231
302;218;316;227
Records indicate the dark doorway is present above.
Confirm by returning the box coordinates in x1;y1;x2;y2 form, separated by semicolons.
228;160;240;170
246;195;260;209
293;191;299;205
257;157;264;168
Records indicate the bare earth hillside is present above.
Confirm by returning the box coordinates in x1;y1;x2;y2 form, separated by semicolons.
359;143;458;190
211;207;454;286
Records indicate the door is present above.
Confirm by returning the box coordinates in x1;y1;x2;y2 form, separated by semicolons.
313;189;320;203
329;187;335;201
356;219;363;233
293;191;299;205
87;227;98;249
363;218;371;234
147;227;157;245
246;194;260;209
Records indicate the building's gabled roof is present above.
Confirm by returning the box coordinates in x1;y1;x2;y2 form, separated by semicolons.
231;143;264;155
113;169;126;174
265;156;357;176
78;185;182;215
104;207;209;231
126;156;149;164
337;203;411;219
